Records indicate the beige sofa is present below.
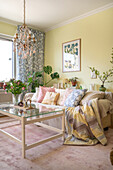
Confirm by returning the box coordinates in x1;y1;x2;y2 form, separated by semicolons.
24;88;113;129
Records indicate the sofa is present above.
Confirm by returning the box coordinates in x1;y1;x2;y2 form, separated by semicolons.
24;87;113;129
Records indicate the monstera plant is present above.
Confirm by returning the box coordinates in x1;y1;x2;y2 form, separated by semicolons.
27;65;60;92
43;65;59;86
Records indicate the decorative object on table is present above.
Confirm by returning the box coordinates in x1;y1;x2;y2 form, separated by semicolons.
18;101;24;107
89;67;97;79
13;0;36;59
3;79;27;105
24;99;34;109
69;77;78;86
62;39;81;72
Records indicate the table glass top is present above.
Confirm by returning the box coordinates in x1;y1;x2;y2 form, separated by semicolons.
0;103;63;118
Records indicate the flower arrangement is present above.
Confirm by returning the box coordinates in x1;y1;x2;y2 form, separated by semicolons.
3;79;27;96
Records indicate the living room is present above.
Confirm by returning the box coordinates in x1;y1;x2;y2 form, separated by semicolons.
0;0;113;169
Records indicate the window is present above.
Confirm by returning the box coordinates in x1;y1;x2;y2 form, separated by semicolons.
0;37;14;81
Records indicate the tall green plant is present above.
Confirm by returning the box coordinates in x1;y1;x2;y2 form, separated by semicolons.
27;71;43;92
27;65;60;92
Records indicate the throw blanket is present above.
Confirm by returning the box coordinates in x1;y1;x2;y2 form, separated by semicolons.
64;98;107;146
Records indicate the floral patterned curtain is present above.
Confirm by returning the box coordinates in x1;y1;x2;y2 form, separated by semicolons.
16;26;45;85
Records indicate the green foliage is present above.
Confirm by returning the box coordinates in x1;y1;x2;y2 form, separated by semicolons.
69;77;78;82
89;48;113;86
4;79;27;95
27;71;43;92
27;65;60;91
50;72;59;79
43;66;52;74
110;48;113;64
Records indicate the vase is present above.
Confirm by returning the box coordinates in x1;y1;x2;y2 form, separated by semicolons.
13;94;19;105
99;85;106;92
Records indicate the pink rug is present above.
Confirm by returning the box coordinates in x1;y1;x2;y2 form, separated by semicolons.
0;118;113;170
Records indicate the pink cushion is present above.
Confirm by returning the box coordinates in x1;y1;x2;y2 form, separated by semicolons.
60;88;73;106
37;86;55;103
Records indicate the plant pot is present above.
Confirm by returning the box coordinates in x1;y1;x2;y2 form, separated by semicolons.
0;82;4;89
99;85;106;92
71;81;77;86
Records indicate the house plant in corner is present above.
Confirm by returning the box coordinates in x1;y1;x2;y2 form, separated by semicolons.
3;79;27;105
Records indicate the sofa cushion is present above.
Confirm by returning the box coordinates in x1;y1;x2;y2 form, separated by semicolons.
64;89;87;107
42;92;60;105
55;88;66;105
80;91;105;105
60;88;74;106
37;86;55;103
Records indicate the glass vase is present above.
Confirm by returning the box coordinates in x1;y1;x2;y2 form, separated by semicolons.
13;94;19;105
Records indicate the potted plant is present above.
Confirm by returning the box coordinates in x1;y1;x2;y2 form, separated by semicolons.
89;48;113;92
89;67;113;91
69;77;78;86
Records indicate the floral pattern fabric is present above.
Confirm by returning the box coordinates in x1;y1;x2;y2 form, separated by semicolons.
64;89;87;107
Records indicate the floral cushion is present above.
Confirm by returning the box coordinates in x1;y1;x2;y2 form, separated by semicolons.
64;89;87;107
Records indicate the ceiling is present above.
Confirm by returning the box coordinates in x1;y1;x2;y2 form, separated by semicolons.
0;0;113;32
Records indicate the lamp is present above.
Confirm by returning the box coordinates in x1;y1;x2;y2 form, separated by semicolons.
13;0;36;59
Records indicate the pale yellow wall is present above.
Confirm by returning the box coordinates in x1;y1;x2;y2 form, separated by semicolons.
0;21;17;36
45;8;113;92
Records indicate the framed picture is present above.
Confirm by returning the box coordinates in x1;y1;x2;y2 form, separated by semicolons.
62;39;81;72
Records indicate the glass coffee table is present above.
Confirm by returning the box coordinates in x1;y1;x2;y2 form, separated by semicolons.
0;103;65;158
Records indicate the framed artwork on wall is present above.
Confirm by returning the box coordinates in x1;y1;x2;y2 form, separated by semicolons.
62;39;81;72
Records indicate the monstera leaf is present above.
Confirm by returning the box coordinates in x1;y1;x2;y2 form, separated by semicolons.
35;71;43;77
43;66;52;75
50;72;59;79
